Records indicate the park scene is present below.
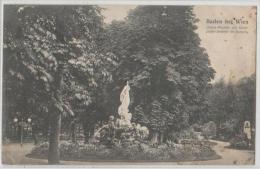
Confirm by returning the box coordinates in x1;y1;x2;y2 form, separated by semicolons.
2;5;256;165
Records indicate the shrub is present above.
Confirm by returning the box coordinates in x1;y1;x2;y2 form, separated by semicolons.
141;144;170;161
178;128;199;142
120;143;143;160
30;142;49;158
167;131;180;143
2;137;10;144
60;141;80;159
229;133;250;149
192;123;202;132
202;121;217;139
95;148;113;159
220;119;239;140
80;143;99;156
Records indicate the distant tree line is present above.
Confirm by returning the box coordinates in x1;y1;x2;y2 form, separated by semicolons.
206;74;255;140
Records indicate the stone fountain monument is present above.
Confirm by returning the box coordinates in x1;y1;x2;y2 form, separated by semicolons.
116;81;132;128
94;81;149;145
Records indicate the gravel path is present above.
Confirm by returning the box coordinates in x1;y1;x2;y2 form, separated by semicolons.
2;143;87;165
179;140;255;165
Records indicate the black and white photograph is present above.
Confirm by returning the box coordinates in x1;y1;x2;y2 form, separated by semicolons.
1;2;257;165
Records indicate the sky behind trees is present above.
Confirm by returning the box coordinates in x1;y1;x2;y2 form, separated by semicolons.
101;5;256;83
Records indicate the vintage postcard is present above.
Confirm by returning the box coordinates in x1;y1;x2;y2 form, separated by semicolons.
1;2;257;166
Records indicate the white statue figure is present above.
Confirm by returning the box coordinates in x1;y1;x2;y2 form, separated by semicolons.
94;81;149;143
243;121;251;140
117;81;132;127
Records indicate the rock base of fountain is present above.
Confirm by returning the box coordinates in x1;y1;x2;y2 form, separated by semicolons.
93;82;149;147
94;116;149;147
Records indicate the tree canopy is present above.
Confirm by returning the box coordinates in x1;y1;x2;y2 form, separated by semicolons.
3;5;117;163
103;6;215;141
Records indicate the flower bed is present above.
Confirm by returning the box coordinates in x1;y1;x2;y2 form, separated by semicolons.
28;140;220;162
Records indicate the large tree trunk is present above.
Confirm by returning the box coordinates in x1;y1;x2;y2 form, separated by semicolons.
83;122;95;143
159;132;164;144
216;120;221;138
48;113;61;164
44;117;50;142
151;131;159;144
48;64;64;164
83;123;90;143
71;121;76;143
71;125;76;143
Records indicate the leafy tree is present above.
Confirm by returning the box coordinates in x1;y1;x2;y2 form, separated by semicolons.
206;79;231;134
3;5;116;163
104;6;215;142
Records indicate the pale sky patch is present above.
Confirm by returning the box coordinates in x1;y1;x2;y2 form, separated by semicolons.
194;6;256;83
100;5;256;83
101;5;136;23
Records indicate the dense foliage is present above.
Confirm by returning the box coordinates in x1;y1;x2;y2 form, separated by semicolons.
3;5;116;163
104;6;215;142
206;74;256;140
